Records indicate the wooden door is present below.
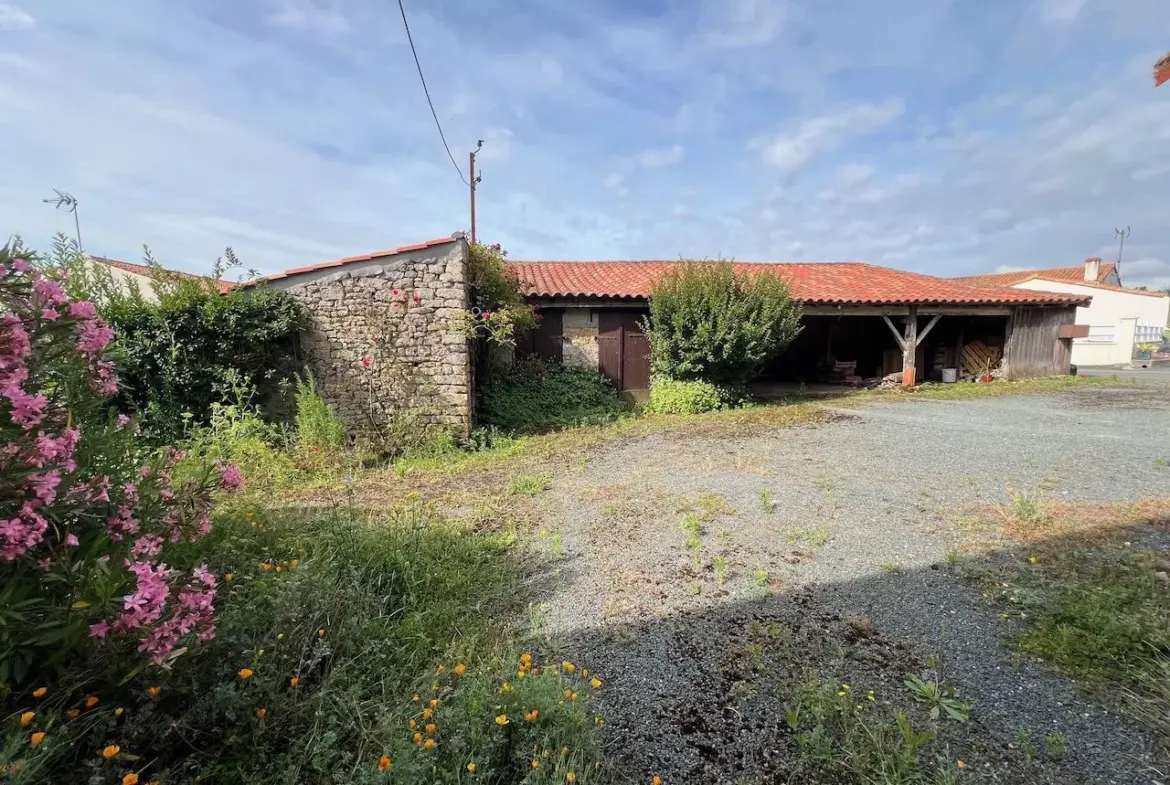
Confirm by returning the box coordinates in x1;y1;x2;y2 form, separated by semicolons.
598;311;650;391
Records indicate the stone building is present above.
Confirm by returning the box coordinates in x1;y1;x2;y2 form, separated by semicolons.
247;234;472;436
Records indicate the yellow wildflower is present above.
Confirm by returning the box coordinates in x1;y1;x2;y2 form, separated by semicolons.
225;572;233;582
114;708;124;717
562;661;576;673
102;745;120;760
467;762;477;772
495;715;509;726
570;692;578;701
275;566;281;573
595;716;604;725
19;711;34;726
500;682;513;693
567;773;576;783
591;677;602;689
318;628;325;637
562;746;570;756
531;760;539;769
564;689;573;699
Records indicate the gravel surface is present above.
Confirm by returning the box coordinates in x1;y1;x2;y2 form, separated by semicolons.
529;386;1170;784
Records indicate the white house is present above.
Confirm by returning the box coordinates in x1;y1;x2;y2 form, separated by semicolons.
956;257;1168;367
89;256;233;302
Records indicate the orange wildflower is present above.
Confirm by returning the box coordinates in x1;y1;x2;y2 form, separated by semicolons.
525;709;539;722
123;774;139;785
520;653;532;666
412;694;421;702
454;663;466;676
290;559;299;567
102;745;120;760
289;677;300;687
425;723;436;734
256;708;268;719
261;563;272;572
413;732;423;745
957;760;966;769
429;698;440;708
318;628;325;637
85;696;99;709
424;738;436;750
66;709;80;720
422;708;433;720
146;686;161;697
408;719;417;729
652;777;662;785
378;755;392;772
19;711;34;726
29;732;45;747
238;668;253;680
32;687;47;698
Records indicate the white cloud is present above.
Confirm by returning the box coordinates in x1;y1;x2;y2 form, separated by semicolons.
636;145;685;168
269;0;350;35
1035;0;1092;25
705;0;790;48
753;99;905;172
0;3;34;30
835;163;875;188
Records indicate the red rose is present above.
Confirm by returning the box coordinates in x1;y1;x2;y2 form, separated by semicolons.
361;357;371;368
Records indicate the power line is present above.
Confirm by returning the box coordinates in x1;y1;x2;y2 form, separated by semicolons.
396;0;469;186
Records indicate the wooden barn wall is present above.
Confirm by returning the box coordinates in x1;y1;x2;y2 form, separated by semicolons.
1003;306;1076;379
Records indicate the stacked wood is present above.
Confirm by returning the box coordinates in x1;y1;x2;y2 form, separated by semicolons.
960;340;1002;377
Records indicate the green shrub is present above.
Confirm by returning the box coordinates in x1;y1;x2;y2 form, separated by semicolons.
645;260;802;387
479;360;625;432
0;244;235;686
294;368;347;452
646;377;724;414
3;502;605;784
101;272;304;443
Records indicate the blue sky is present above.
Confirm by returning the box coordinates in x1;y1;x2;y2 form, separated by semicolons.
2;0;1169;287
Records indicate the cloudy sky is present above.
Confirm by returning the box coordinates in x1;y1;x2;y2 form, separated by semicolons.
2;0;1169;287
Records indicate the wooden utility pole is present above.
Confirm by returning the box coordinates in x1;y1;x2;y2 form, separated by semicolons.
469;140;483;244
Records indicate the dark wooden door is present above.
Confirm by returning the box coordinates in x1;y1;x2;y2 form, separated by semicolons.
598;311;650;391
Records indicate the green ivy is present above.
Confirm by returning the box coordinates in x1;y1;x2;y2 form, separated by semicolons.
103;280;305;442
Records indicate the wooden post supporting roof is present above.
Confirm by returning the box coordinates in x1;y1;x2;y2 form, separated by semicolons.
882;310;941;387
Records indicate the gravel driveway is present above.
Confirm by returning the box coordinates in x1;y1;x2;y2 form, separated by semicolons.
530;385;1170;784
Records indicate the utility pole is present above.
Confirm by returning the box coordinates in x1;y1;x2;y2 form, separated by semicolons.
469;140;483;244
1115;226;1130;275
42;189;83;252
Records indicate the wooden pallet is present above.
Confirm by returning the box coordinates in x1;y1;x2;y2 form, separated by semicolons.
961;341;1002;377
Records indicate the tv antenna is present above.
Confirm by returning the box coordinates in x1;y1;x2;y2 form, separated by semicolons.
42;189;83;253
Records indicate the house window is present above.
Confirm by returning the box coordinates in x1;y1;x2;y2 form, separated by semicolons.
1078;325;1116;344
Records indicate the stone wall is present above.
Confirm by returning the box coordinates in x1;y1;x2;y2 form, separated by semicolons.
270;238;471;435
562;308;599;370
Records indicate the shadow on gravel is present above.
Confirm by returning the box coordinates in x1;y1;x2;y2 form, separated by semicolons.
552;522;1170;785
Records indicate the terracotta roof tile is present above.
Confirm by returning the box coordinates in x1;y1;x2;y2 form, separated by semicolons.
953;262;1116;288
91;256;235;294
243;235;461;287
508;261;1089;307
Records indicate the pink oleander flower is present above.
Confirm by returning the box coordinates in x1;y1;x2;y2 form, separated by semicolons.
106;507;139;541
68;300;96;320
138;465;151;479
0;504;49;560
116;414;130;427
32;279;68;307
5;387;48;430
130;534;163;560
11;258;30;273
123;482;138;504
89;621;109;639
28;471;61;505
41;308;59;321
91;361;118;395
218;463;243;491
64;533;79;547
76;321;115;355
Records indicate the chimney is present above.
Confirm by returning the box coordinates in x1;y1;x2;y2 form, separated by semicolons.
1083;257;1101;282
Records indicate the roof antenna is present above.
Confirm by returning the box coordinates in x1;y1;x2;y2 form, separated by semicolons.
43;189;83;253
1114;226;1130;276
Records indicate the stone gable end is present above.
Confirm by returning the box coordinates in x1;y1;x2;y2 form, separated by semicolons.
269;238;471;436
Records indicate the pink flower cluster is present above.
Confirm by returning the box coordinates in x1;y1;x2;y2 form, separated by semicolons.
0;258;240;665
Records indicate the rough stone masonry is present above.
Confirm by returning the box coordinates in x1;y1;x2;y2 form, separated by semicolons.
266;236;472;436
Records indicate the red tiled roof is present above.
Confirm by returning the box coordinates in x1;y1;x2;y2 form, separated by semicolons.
92;256;235;294
953;262;1116;288
1156;51;1170;87
242;235;459;287
508;261;1089;306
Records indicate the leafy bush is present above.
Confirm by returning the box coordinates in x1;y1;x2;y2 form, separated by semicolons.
645;260;802;387
645;377;725;414
0;245;237;686
3;502;605;784
101;272;304;443
479;360;625;432
179;389;299;492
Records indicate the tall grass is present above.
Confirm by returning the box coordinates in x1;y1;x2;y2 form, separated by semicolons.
294;369;347;452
